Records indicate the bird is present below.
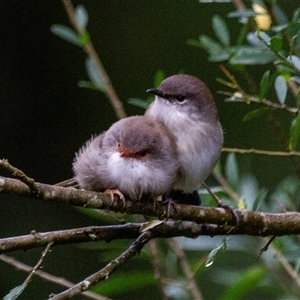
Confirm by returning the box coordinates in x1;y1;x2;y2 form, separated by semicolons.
145;74;223;204
73;115;179;206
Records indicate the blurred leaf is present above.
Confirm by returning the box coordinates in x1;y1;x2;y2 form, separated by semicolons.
274;75;287;104
186;38;202;48
92;272;155;295
140;220;164;232
242;107;269;122
239;174;259;210
272;23;288;32
75;207;122;223
50;24;80;46
77;80;101;91
259;70;270;100
199;35;230;62
4;284;27;300
291;76;300;85
75;5;89;29
237;197;247;209
247;31;270;49
230;46;275;65
199;0;231;2
205;237;229;267
287;55;300;73
154;70;165;87
252;188;268;211
212;15;230;47
225;153;239;191
227;9;257;18
270;36;283;53
127;98;149;109
79;31;91;46
220;266;266;300
255;30;271;45
289;114;300;150
85;58;105;91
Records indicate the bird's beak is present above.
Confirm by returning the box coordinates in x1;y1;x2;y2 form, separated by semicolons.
120;150;131;158
146;88;164;98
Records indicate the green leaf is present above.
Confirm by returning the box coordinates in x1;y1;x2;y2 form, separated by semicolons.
230;46;275;65
92;272;155;295
289;114;300;150
199;35;230;62
4;284;27;300
50;24;80;46
259;70;270;100
79;31;91;46
186;38;202;48
77;80;101;91
212;15;230;47
270;36;283;53
242;107;269;122
154;70;165;87
85;58;105;91
220;266;266;300
225;153;239;190
75;5;89;29
199;0;231;2
274;75;287;104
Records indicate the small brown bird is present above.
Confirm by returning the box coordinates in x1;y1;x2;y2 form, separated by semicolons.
73;116;179;204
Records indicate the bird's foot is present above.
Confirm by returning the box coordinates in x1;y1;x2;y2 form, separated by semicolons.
216;201;239;226
202;182;239;226
162;196;178;220
104;189;126;208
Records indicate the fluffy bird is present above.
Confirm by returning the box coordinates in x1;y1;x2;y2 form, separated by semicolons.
73;116;179;203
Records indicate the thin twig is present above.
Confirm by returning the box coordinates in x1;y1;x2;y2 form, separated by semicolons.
212;170;240;204
170;238;203;300
62;0;126;119
0;159;40;194
218;90;299;114
256;235;276;261
214;164;300;288
0;254;111;300
49;231;152;299
148;240;170;300
24;242;53;284
222;147;300;157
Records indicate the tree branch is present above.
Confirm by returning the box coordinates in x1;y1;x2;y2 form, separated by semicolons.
2;175;300;238
48;231;152;299
61;0;127;119
0;255;109;300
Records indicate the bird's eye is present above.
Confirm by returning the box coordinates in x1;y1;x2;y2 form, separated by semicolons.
139;150;148;157
176;95;186;102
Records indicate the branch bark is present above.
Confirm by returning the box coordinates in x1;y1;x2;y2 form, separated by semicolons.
2;175;300;237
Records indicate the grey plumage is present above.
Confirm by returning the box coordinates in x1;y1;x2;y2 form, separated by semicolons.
73;116;178;200
146;74;223;193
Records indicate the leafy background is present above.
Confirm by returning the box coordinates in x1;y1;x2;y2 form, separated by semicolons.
1;1;300;299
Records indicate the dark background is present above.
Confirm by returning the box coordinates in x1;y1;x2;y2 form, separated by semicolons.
0;1;297;299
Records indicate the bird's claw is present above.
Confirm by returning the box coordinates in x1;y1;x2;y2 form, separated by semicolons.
104;189;126;208
202;182;239;227
162;197;178;220
217;202;239;226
